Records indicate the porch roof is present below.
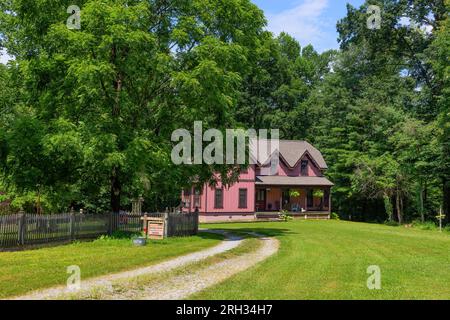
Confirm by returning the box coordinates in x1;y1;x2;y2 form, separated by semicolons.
255;176;334;187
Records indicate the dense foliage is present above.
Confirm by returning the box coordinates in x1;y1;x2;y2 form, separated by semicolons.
0;0;448;224
0;0;266;212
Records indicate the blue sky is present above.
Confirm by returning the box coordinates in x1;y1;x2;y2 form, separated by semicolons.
1;0;365;64
253;0;365;52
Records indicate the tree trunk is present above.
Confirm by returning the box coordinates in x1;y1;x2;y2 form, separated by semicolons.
400;195;404;224
396;190;403;224
424;180;428;203
419;181;424;223
443;177;450;224
111;169;121;214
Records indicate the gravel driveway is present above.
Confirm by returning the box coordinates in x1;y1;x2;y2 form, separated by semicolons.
11;230;279;300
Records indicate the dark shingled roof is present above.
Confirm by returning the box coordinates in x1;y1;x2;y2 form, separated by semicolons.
255;176;334;187
255;140;328;169
279;140;327;169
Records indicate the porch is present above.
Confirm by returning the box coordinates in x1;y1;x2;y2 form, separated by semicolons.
255;211;331;220
255;176;333;215
255;187;331;212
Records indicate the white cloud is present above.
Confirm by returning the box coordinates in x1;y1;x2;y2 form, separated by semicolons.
265;0;331;49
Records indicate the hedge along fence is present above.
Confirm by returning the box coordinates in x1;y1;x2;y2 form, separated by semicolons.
0;211;199;249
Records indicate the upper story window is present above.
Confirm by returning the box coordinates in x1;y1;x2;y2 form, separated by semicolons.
214;188;223;209
301;160;308;176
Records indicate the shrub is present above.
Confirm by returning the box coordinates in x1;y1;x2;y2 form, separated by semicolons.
96;231;141;241
112;231;142;239
330;212;340;220
412;220;437;231
384;220;400;227
279;210;293;222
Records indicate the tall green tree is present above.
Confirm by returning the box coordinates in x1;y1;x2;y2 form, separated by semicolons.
427;2;450;220
0;0;266;212
235;32;333;138
338;0;447;118
307;0;448;222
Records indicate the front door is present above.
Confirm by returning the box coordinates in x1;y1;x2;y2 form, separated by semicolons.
256;189;266;211
307;189;314;209
282;189;290;210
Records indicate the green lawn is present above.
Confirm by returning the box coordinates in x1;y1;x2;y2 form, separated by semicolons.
0;232;222;298
192;220;450;300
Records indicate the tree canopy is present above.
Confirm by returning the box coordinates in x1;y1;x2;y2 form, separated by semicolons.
0;0;266;212
0;0;448;224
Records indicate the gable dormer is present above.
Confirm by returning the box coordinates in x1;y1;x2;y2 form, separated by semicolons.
276;153;322;177
255;140;327;177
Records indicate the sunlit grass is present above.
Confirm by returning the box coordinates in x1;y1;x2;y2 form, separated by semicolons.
0;232;223;298
193;220;450;300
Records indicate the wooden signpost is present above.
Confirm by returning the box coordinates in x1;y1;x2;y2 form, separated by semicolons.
141;215;166;240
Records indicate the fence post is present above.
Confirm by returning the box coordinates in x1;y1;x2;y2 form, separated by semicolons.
164;209;169;238
194;207;199;234
18;209;26;246
108;212;113;236
69;208;75;240
142;214;148;238
109;211;120;235
108;212;112;235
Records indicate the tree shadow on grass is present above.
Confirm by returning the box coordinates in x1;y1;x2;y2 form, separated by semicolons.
199;227;295;240
196;231;228;241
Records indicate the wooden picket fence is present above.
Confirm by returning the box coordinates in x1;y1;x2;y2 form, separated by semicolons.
0;210;199;249
167;211;199;237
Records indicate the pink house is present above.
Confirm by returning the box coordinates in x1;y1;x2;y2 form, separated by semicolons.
182;140;334;223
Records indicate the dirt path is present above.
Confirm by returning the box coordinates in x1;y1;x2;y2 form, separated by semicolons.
132;234;278;300
11;230;279;300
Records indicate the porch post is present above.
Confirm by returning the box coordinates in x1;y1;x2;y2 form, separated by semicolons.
329;187;332;214
304;188;308;212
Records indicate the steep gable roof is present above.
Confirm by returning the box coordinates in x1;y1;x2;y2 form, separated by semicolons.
254;139;328;170
279;140;327;169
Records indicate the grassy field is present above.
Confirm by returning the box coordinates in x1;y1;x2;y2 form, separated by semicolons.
192;220;450;300
0;232;222;298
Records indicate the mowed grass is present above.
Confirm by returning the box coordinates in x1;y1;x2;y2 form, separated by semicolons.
192;220;450;300
0;232;223;298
